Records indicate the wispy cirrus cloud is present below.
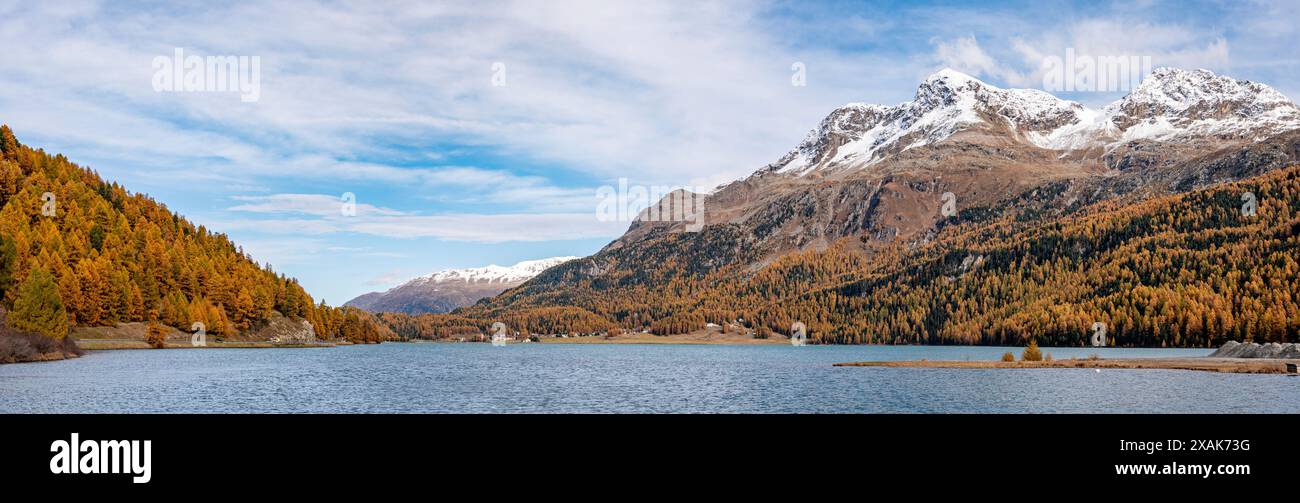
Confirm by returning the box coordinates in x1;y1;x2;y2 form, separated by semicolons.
224;192;624;242
365;269;412;287
0;0;883;193
216;212;626;243
229;194;405;217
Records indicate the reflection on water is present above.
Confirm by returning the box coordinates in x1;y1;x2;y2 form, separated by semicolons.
1;343;1295;413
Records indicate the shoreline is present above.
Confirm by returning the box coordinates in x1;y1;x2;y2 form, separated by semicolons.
534;330;790;345
75;339;348;350
833;357;1300;374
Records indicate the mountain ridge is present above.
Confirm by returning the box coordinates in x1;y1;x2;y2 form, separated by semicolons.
757;67;1299;180
345;256;578;314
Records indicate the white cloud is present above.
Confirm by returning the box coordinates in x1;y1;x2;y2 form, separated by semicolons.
229;194;405;217
218;192;628;242
0;0;879;193
934;36;999;78
4;3;1290;193
220;213;625;242
365;269;411;287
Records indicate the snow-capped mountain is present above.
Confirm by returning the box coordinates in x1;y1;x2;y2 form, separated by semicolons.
471;67;1300;329
346;257;577;314
765;68;1300;177
609;66;1300;263
1035;68;1300;150
766;69;1087;175
410;257;579;285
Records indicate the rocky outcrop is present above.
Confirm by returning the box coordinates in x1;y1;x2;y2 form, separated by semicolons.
1209;341;1300;358
0;307;82;364
248;312;317;344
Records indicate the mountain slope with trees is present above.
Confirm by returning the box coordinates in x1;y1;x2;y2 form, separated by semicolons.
0;123;392;362
393;165;1298;347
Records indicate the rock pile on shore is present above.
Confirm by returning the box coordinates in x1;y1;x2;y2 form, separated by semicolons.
1210;341;1300;358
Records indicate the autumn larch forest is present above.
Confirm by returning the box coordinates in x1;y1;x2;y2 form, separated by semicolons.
0;124;392;362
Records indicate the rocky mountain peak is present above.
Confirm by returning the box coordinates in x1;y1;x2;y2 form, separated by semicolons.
913;68;987;108
764;68;1084;176
762;67;1300;177
1106;67;1300;137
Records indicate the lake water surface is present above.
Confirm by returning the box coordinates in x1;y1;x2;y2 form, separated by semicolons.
2;344;1296;413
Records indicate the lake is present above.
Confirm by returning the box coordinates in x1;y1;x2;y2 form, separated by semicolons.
2;343;1297;413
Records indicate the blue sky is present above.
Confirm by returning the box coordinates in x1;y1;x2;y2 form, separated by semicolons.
1;0;1296;304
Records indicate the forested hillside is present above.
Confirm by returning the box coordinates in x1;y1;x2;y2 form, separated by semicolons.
0;124;392;346
391;165;1300;347
724;166;1300;347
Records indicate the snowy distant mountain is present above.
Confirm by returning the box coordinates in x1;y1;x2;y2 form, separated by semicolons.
410;257;579;285
345;257;578;314
763;68;1300;177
